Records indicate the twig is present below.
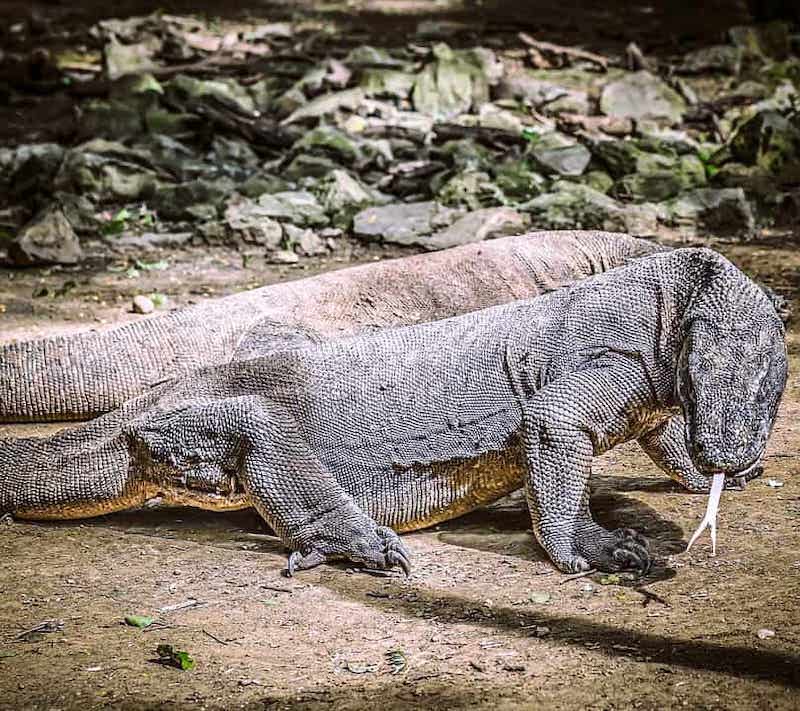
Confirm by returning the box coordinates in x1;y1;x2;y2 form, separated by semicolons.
260;584;294;594
158;598;203;613
202;629;228;645
14;619;64;641
241;532;282;543
559;569;597;584
635;587;671;608
519;32;609;71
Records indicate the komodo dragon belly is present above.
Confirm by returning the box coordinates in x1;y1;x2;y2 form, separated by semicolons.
350;440;527;532
11;442;525;531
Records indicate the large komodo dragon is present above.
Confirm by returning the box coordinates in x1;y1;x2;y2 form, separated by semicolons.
0;249;787;575
0;230;786;492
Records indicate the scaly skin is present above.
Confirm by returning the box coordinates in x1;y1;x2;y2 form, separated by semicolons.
1;231;663;423
0;249;787;575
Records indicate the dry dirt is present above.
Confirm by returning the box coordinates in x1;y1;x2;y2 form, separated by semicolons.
0;237;799;711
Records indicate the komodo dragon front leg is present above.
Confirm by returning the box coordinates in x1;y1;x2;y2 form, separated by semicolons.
639;417;762;492
132;398;411;576
522;361;657;574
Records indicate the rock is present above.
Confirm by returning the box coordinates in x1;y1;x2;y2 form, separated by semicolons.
78;99;145;140
456;103;524;134
115;231;192;248
493;159;548;200
131;295;155;315
283;154;342;181
3;142;65;197
496;68;590;115
10;205;83;265
224;197;284;248
267;249;300;264
211;136;259;168
729;22;791;61
292;126;360;165
600;71;686;124
353;201;463;245
579;170;614;194
590;138;705;200
424;207;529;251
360;69;416;99
411;43;491;121
345;45;405;68
152;177;235;220
255;191;328;227
520;181;659;236
530;133;591;177
284;224;327;256
105;35;161;80
613;154;706;202
437;170;506;210
238;174;291;199
728;110;800;185
677;45;742;75
317;169;388;229
167;74;257;116
665;188;756;239
438;139;493;172
281;88;365;125
55;139;159;203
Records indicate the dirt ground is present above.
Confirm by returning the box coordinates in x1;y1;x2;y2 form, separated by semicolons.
0;235;799;711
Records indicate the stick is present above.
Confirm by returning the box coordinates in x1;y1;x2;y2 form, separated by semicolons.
202;629;228;645
559;569;597;584
518;33;609;71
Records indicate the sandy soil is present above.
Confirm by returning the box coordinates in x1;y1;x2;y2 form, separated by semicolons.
0;236;798;711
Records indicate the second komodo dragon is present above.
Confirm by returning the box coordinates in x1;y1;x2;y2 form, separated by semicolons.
0;249;787;575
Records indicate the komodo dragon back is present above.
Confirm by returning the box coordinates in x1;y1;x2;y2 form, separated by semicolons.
0;231;661;423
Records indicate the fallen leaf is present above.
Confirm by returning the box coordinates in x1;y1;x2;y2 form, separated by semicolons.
156;644;195;670
125;614;154;629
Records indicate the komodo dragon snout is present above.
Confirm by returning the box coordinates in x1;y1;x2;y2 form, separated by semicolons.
676;290;788;479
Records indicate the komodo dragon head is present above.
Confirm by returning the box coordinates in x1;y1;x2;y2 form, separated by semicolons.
676;250;788;480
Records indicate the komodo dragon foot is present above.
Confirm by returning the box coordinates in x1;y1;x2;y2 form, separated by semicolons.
568;527;652;575
286;526;412;577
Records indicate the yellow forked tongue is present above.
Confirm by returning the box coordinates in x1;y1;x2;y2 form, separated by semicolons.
686;472;725;556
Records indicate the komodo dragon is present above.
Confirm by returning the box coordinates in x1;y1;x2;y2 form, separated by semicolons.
3;230;663;424
0;249;787;575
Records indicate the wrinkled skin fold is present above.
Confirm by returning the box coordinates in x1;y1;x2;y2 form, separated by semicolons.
0;248;788;576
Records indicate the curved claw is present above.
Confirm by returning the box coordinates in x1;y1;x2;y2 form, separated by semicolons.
285;549;325;577
388;550;412;577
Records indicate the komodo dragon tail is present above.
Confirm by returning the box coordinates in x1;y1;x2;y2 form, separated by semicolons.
0;231;664;423
0;404;140;519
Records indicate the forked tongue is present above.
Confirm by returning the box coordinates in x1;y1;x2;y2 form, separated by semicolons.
686;472;725;555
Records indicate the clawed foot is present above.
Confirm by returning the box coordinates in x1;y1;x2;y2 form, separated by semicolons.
565;527;652;576
285;525;412;577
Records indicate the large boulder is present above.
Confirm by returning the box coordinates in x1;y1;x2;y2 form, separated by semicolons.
353;201;463;245
530;133;591;177
600;71;686;124
665;188;756;239
728;110;800;185
423;207;528;251
520;181;661;236
316;169;389;228
10;205;83;265
411;43;494;120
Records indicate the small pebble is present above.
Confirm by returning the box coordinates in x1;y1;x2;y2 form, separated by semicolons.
131;295;154;314
757;628;775;639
